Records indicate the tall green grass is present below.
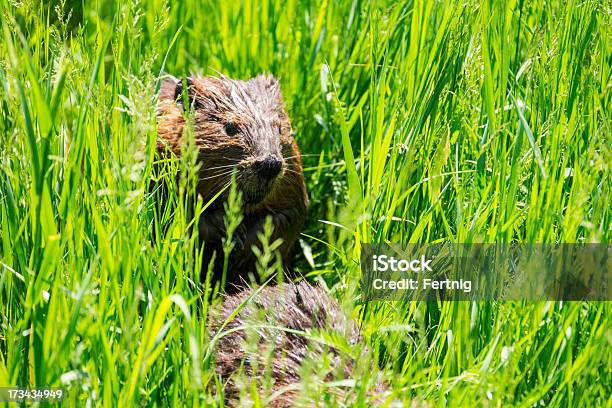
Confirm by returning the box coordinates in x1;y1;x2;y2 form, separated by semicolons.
0;0;610;406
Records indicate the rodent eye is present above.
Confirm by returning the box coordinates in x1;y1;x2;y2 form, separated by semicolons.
224;122;240;136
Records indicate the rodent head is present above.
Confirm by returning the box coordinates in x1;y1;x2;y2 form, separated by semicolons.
159;74;296;205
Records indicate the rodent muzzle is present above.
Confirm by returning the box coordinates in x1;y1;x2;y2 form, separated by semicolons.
238;155;284;204
253;155;283;180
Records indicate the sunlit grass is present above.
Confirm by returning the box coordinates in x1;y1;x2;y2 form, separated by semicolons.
0;0;610;406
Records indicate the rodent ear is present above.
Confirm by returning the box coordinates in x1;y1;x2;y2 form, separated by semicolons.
263;75;279;88
174;77;194;107
265;75;280;94
159;77;180;102
252;74;281;99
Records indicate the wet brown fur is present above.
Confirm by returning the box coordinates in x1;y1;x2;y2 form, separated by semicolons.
156;75;308;290
210;282;361;407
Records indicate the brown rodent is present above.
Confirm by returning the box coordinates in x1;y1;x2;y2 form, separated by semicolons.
209;282;365;407
156;75;308;291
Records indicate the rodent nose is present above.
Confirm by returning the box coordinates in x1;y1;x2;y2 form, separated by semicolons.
255;156;283;179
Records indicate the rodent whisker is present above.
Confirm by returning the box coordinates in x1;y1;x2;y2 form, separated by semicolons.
283;168;302;176
200;170;235;181
222;156;243;162
216;179;236;196
284;153;319;159
207;167;235;175
204;163;240;171
211;169;244;192
210;178;231;194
